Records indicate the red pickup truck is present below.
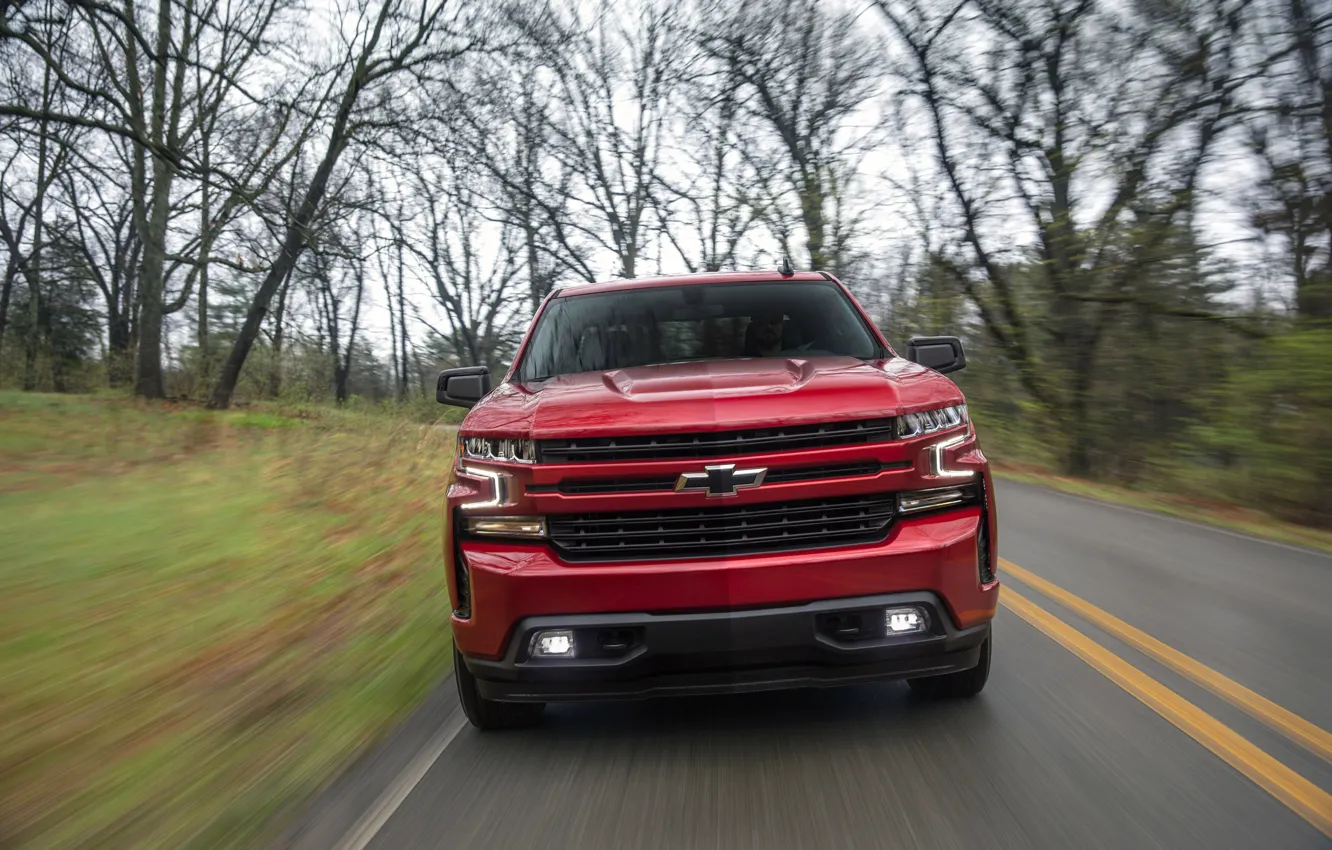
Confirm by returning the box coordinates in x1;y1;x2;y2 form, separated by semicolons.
437;270;999;729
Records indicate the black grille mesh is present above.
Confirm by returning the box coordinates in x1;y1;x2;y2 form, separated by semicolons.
548;492;897;561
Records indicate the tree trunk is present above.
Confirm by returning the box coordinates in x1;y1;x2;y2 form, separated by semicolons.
22;271;40;390
322;273;343;403
800;168;827;271
383;260;399;394
1061;342;1097;477
267;268;291;398
24;60;53;391
197;134;212;357
1296;270;1332;321
0;253;16;350
412;345;426;398
341;259;364;402
334;364;349;404
132;0;179;399
108;256;138;387
107;304;133;386
133;167;171;398
397;243;409;401
524;220;543;313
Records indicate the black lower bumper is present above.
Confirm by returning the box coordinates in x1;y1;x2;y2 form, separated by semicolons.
464;592;991;702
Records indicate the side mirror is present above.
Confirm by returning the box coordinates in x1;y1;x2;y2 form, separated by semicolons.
436;366;492;407
906;336;967;374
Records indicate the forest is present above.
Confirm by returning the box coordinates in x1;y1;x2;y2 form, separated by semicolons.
1;0;1329;525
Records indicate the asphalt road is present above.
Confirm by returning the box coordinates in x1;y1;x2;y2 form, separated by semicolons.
277;479;1332;850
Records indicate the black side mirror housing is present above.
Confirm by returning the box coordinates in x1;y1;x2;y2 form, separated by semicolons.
436;366;492;407
906;336;967;374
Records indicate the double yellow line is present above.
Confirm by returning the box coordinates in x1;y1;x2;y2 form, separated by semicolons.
998;558;1332;838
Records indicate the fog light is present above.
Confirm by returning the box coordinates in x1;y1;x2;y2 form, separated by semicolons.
898;487;970;514
466;516;546;538
531;629;576;658
885;606;929;634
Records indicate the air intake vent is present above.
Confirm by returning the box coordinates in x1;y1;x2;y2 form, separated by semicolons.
978;515;995;584
451;510;472;619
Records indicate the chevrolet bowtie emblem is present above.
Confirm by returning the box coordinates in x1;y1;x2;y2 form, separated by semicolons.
674;463;768;498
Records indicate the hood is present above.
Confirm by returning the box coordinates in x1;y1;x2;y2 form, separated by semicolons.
461;357;964;439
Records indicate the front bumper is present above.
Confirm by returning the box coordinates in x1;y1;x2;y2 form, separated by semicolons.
463;591;990;702
452;507;998;660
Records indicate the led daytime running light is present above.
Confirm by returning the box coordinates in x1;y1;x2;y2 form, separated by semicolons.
929;429;975;479
457;464;509;511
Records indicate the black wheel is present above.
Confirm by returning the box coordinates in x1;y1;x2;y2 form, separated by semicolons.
454;646;545;730
908;634;991;698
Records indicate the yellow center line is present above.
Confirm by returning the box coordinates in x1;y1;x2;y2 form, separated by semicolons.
1000;557;1332;765
1001;587;1332;838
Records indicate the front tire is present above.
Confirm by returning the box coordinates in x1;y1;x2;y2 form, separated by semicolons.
908;634;991;698
454;646;545;730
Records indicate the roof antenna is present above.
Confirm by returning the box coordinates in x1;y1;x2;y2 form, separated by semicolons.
777;256;794;276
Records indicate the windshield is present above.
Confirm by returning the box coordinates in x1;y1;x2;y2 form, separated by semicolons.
516;280;884;382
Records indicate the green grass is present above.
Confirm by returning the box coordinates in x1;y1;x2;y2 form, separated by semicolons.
992;463;1332;555
0;392;456;849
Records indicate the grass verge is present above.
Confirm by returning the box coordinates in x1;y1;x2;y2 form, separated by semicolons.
0;392;455;849
992;462;1332;555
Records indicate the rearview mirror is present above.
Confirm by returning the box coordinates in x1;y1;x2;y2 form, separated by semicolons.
906;336;966;374
436;366;492;407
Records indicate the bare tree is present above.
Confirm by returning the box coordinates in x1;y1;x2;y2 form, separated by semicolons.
207;0;493;409
656;28;760;272
705;0;881;274
406;166;524;370
1248;0;1332;320
58;154;141;384
546;0;681;280
374;197;414;401
1;0;314;396
0;0;85;387
307;227;367;404
878;0;1263;474
457;50;588;309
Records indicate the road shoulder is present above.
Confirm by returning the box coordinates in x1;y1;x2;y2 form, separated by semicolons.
270;678;462;850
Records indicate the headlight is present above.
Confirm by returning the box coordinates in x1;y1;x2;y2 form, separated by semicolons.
460;435;537;464
898;404;968;438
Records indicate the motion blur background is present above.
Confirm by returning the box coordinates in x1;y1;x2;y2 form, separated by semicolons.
0;0;1329;847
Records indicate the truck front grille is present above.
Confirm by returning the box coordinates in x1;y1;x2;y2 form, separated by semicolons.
547;492;898;561
537;418;896;463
